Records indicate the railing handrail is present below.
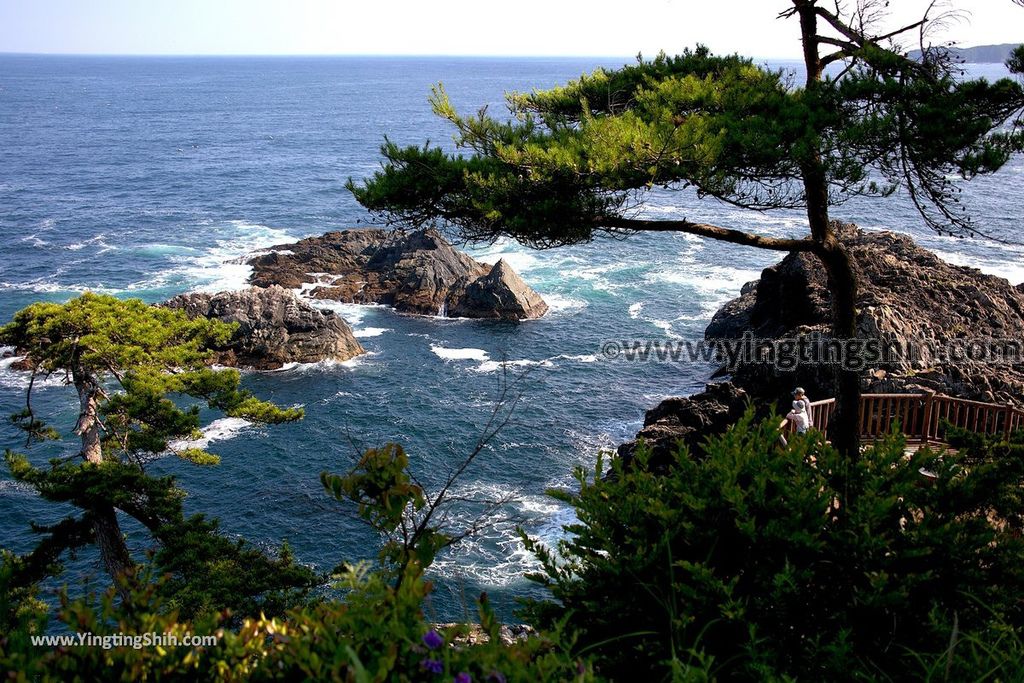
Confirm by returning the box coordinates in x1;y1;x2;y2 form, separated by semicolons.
780;392;1024;445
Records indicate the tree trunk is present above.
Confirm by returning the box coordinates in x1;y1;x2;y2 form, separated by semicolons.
797;0;862;459
818;237;861;458
74;369;104;465
802;159;861;458
91;507;133;598
73;363;135;601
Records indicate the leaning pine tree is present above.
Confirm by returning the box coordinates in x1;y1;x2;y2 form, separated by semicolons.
0;293;311;615
348;0;1024;457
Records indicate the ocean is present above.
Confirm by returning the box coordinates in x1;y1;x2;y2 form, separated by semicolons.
1;54;1021;619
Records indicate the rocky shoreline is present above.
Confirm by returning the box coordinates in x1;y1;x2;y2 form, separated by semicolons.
2;228;550;373
617;222;1024;461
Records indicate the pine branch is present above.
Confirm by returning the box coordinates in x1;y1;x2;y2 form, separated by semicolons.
601;216;820;253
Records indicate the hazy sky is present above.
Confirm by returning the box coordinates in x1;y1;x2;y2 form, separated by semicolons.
0;0;1020;59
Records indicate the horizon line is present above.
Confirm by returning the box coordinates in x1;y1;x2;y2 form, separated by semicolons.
0;50;802;61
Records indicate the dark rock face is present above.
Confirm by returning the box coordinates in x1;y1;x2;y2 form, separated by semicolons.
447;259;549;319
165;285;364;370
248;228;547;320
707;222;1024;408
616;383;751;469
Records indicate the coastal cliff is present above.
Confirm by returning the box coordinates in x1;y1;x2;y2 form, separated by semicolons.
619;222;1024;461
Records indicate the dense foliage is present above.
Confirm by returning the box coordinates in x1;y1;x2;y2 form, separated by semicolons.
0;560;593;682
353;44;1023;244
5;405;1024;680
520;412;1024;680
0;433;593;683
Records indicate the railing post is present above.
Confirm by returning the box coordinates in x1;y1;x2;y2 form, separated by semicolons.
921;391;934;446
1009;409;1023;440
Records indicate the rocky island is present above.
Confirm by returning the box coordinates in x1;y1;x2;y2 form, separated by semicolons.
247;228;548;320
165;285;364;370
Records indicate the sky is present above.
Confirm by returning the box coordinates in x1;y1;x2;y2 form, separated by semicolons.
0;0;1020;59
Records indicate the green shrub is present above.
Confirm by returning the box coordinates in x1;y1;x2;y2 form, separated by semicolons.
2;437;596;682
0;553;593;682
520;411;1024;680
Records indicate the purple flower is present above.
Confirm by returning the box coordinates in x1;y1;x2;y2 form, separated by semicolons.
421;658;444;675
422;629;445;650
454;674;472;683
486;672;506;683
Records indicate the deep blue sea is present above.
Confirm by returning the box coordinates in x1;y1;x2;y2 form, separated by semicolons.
1;55;1022;620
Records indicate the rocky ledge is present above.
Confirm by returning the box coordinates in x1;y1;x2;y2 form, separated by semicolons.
616;382;753;470
618;222;1024;460
247;228;548;320
165;285;364;370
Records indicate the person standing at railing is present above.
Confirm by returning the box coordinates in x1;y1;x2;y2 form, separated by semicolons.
786;387;813;433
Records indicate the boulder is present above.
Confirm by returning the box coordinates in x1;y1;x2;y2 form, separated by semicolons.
616;382;751;470
447;259;549;320
165;286;364;370
247;228;547;320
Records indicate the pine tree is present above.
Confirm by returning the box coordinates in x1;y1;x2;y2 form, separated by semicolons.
1;293;308;609
348;1;1024;457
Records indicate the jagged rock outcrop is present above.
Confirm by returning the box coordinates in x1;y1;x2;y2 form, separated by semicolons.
616;382;752;470
617;222;1024;466
247;228;547;320
705;222;1024;408
447;259;549;319
165;286;364;370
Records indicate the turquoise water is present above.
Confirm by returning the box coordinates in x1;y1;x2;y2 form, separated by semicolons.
1;55;1022;618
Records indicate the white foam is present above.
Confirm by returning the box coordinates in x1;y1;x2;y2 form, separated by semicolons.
20;234;47;248
424;483;577;588
467;239;541;274
275;352;378;373
933;249;1024;285
0;275;121;296
0;479;37;497
0;355;67;390
340;353;376;369
555;353;598;363
296;273;341;292
320;390;356;404
352;327;391;338
649;318;685;340
65;234;116;254
431;345;490;361
572;263;631;293
628;302;644;318
304;300;382;328
181;221;298;293
473;358;554;373
641;262;763;319
248;248;295;258
168;417;252;452
542;293;587;314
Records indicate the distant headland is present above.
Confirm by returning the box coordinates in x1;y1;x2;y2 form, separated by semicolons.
908;42;1021;63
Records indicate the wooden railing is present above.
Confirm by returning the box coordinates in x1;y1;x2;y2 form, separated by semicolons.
783;393;1024;445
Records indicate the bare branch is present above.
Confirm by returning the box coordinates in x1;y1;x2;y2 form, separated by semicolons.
601;216;819;253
